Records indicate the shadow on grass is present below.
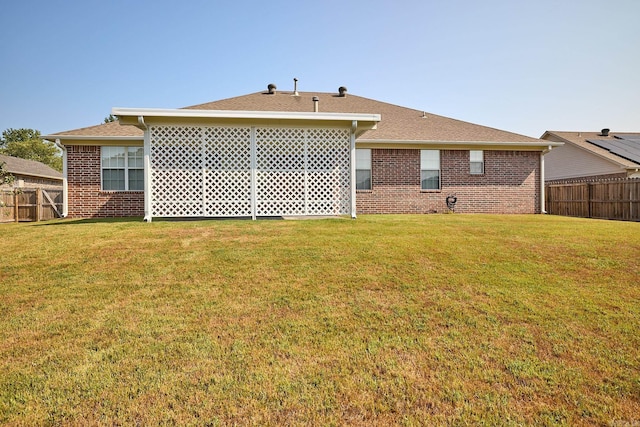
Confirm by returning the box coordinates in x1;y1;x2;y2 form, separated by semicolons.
32;216;298;226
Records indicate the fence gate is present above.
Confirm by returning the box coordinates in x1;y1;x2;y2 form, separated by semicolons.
149;125;351;219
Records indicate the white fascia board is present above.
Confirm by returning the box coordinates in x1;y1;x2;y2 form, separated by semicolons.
43;135;144;141
112;107;381;124
357;139;563;149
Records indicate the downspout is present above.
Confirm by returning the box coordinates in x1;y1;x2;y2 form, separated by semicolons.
54;139;68;218
350;120;358;219
137;116;152;222
540;146;552;214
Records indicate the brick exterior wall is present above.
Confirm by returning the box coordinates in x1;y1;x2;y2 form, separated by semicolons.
66;145;540;218
66;145;144;218
356;149;540;214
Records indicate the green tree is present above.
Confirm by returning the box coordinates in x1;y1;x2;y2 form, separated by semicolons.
0;128;62;172
104;114;117;123
0;161;15;187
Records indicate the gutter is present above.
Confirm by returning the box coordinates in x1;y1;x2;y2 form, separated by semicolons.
357;139;563;149
540;145;556;214
136;116;153;223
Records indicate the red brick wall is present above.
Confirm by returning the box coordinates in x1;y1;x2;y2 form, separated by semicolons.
66;145;540;218
356;149;540;214
66;146;144;218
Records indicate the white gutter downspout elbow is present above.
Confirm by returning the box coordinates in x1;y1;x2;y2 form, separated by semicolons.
137;116;153;223
54;139;68;218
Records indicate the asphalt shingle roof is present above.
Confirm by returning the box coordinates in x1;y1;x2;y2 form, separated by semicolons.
47;90;542;144
0;154;63;180
187;91;541;143
543;131;640;168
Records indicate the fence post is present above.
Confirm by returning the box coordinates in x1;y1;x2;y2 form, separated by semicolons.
36;188;42;222
14;191;19;222
587;182;592;218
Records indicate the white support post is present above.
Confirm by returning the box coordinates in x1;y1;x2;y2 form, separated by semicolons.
540;151;546;214
350;121;357;219
201;127;206;217
250;126;257;220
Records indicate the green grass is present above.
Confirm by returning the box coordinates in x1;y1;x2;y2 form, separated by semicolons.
1;214;639;426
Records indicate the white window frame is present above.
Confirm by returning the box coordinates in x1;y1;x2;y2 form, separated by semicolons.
356;148;372;190
420;149;440;190
101;146;144;191
470;150;484;175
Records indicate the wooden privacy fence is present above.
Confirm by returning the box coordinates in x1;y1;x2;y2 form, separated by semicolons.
546;178;640;221
0;188;63;223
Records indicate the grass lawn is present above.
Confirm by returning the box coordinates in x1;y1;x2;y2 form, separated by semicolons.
1;214;639;426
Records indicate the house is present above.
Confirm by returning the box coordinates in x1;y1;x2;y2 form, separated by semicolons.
541;129;640;182
0;154;63;190
43;84;560;220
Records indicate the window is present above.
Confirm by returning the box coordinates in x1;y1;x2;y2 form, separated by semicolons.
470;150;484;175
421;150;440;190
101;146;144;191
356;148;371;190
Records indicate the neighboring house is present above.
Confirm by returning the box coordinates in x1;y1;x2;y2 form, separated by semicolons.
0;154;63;190
43;85;560;220
541;130;640;182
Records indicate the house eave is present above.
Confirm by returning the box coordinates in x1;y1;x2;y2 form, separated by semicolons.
43;135;144;144
113;107;381;133
356;139;562;150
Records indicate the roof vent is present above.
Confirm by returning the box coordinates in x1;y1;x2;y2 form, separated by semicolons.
267;83;277;94
338;86;347;97
312;96;319;112
600;128;610;137
293;78;299;96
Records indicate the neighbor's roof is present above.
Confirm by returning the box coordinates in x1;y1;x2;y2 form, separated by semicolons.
0;154;63;180
47;89;543;144
542;131;640;168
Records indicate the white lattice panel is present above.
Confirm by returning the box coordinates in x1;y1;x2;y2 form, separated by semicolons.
148;125;351;219
150;126;204;217
306;128;351;215
203;127;252;217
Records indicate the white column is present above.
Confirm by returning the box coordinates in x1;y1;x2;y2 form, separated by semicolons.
540;150;546;214
350;121;357;219
250;126;257;220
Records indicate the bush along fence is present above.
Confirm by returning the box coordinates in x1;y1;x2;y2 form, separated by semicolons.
545;178;640;221
0;188;63;223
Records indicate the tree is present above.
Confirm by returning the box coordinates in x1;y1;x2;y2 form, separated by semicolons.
0;128;62;172
104;114;117;123
0;161;15;187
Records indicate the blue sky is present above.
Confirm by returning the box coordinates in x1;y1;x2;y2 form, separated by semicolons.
1;0;638;138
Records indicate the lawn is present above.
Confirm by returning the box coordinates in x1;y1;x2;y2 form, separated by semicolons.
1;214;639;426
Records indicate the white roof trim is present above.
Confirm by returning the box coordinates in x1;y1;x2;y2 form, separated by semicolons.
43;135;144;141
357;139;563;148
113;107;381;123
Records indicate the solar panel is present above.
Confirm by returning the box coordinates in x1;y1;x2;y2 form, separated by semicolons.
587;136;640;164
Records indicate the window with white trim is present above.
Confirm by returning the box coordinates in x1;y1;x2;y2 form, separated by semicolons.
101;146;144;191
420;150;440;190
356;148;372;190
470;150;484;175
